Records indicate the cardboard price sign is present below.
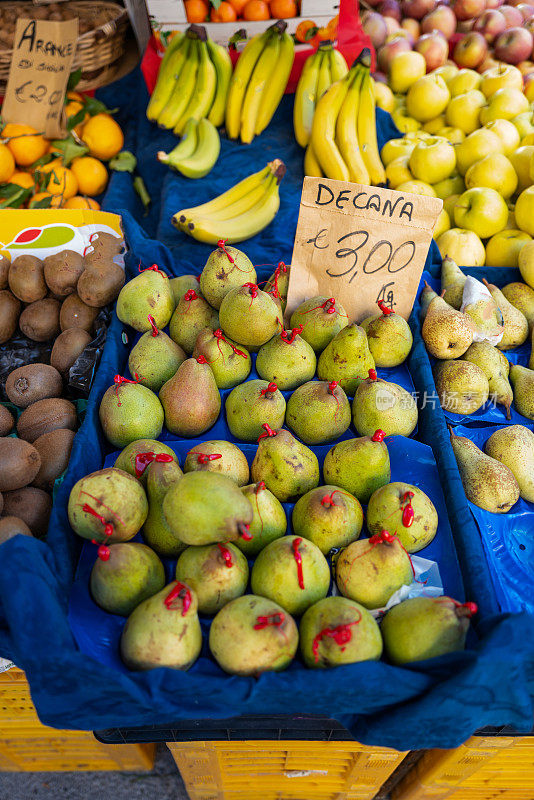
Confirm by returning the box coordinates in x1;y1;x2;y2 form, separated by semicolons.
2;18;79;139
286;178;443;322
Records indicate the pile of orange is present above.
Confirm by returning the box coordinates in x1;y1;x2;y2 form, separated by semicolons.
185;0;299;24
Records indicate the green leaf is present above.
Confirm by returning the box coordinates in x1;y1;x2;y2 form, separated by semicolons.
66;107;87;131
228;29;247;47
210;0;222;8
109;150;137;173
67;68;82;92
134;175;151;216
0;184;32;208
29;195;55;209
67;96;118;130
49;136;89;166
30;153;55;170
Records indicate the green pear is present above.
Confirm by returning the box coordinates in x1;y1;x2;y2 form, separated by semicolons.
292;485;363;554
183;440;249;486
251;428;320;502
175;543;249;614
251;535;330;616
143;458;186;557
68;468;148;543
120;581;202;671
461;276;504;343
463;343;512;420
449;426;520;513
225;380;286;442
114;439;179;486
420;282;439;321
336;531;413;609
163;471;253;545
317;324;376;395
323;433;391;504
285;380;351;444
128;326;186;392
441;256;467;310
238;482;287;556
482;280;528;350
434;360;489;415
352;370;418;437
193;327;251;388
170;274;200;305
510;364;534;420
159;357;221;437
219;284;280;348
209;594;298;676
117;266;174;332
99;380;164;448
422;296;473;359
502;282;534;330
360;305;413;367
265;263;290;311
90;542;166;616
485;425;534;503
255;328;316;390
299;597;383;669
289;296;348;353
200;245;256;309
366;483;438;552
381;596;477;665
169;290;219;354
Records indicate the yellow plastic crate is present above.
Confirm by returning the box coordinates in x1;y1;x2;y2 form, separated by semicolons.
392;735;534;800
0;667;46;734
167;739;407;800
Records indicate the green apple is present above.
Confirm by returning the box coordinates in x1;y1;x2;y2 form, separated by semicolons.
436;126;466;144
389;51;427;94
433;173;465;200
436;228;486;266
422;115;447;134
409;137;456;184
480;65;523;99
406;74;450;123
455;129;504;175
443;193;461;219
512;112;534;140
464;153;518;200
453;187;509;239
396;180;438;197
445;90;486;135
381;138;416;166
385;155;413;189
433;208;451;240
518;239;534;287
486;229;532;268
479;88;529;124
448;68;482;97
515;186;534;236
392;108;422;133
510;145;534;193
484;119;521;157
434;64;459;84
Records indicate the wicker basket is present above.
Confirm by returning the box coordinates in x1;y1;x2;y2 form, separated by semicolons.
0;2;130;92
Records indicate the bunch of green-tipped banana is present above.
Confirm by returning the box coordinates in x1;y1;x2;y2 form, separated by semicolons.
172;160;286;245
293;42;348;148
147;25;232;135
157;117;220;179
304;49;386;187
226;20;294;145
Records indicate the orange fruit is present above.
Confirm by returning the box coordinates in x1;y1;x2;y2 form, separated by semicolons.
327;15;339;36
70;156;108;196
229;0;249;13
0;143;15;183
67;90;84;103
29;192;63;208
10;171;34;189
81;113;124;161
211;1;237;21
295;20;316;43
44;165;78;199
184;0;209;22
2;124;48;167
270;0;297;18
243;0;270;20
63;196;101;210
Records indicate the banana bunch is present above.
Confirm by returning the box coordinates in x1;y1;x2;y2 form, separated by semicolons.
226;21;295;145
307;50;386;187
157;118;220;179
147;26;232;135
172;160;286;244
293;43;348;148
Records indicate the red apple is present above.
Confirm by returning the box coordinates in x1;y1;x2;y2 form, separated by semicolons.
500;4;524;25
477;55;502;70
457;18;477;31
401;0;437;20
517;3;534;19
451;0;486;20
362;11;389;48
494;26;534;63
377;36;413;72
453;31;489;67
518;58;534;72
421;5;457;36
473;9;507;41
384;16;402;34
401;17;422;38
378;0;402;20
415;30;450;69
525;16;534;31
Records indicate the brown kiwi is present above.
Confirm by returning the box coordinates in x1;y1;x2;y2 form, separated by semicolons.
0;437;41;491
50;328;92;375
6;364;63;408
44;250;85;297
2;487;52;538
16;398;77;443
0;290;21;343
0;516;33;543
59;293;98;332
8;255;47;303
0;405;14;436
77;262;125;307
0;254;9;289
32;428;75;490
19;297;61;341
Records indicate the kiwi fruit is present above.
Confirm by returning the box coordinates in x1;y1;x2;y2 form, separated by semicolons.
50;328;92;375
0;254;9;289
6;364;63;408
0;290;21;343
77;262;125;307
0;516;33;543
19;297;61;341
16;398;77;443
0;437;41;491
44;250;85;297
8;255;47;303
0;405;14;436
32;428;75;490
59;293;98;332
2;487;51;538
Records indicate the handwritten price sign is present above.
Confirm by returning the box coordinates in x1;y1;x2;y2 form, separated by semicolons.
286;178;443;323
3;18;78;139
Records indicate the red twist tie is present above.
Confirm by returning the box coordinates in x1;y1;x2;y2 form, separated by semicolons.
135;451;155;477
238;523;252;541
433;598;478;617
321;492;336;508
148;315;159;337
260;383;278;397
184;289;198;302
312;615;362;663
369;530;397;546
243;282;259;300
254;612;285;630
113;374;141;405
378;300;393;316
324;298;336;315
214;329;248;359
164;582;192;615
372;430;386;442
401;491;415;528
197;453;222;464
255;481;266;493
196;355;208;364
292;537;305;590
258;423;277;442
139;264;166;276
461;601;478;617
83;503;114;541
328;381;338;395
280;325;303;344
97;544;111;561
217;544;233;568
368;369;378;381
217;239;235;264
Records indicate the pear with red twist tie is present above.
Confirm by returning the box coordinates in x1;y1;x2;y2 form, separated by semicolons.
352;369;418;438
90;542;166;617
256;325;316;390
113;439;178;486
193;328;251;388
169;289;219;355
117;264;174;333
99;375;164;448
265;261;290;312
360;301;413;367
290;296;349;353
175;543;249;614
318;324;376;395
128;315;186;392
323;430;391;504
184;440;249;486
251;427;320;502
219;283;281;349
159;356;221;437
200;242;256;309
292;486;363;554
286;380;351;445
238;482;287;556
225;380;286;442
366;482;438;552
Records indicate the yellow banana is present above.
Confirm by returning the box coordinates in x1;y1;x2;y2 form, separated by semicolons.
225;31;271;140
316;47;333;102
293;49;322;148
206;174;276;221
254;31;295;136
311;79;350;182
157;38;199;130
174;39;216;135
329;47;349;83
146;33;186;122
174;164;271;223
336;68;370;185
304;143;323;178
357;68;387;185
241;31;280;144
206;40;233;128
